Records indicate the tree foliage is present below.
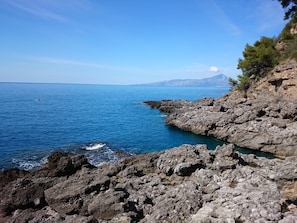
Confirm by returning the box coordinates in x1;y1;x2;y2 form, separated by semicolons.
238;37;278;77
235;36;279;90
230;0;297;91
228;77;238;88
278;0;297;20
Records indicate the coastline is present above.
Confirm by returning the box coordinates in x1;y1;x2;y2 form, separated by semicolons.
0;84;228;171
1;61;297;221
145;61;297;158
1;144;297;222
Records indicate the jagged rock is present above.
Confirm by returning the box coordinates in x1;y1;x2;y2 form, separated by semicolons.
0;168;28;190
44;172;110;215
142;181;203;222
148;96;297;157
7;206;99;223
211;144;241;171
71;154;94;170
34;152;95;179
87;188;129;220
157;144;211;176
47;152;73;175
0;177;55;215
2;144;297;222
143;100;162;109
0;152;97;220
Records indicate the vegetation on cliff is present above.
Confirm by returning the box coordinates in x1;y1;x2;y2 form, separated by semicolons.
229;0;297;91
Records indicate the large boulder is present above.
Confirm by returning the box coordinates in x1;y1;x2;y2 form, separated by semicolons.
0;177;55;215
44;172;110;215
87;188;129;220
157;144;212;176
0;153;93;217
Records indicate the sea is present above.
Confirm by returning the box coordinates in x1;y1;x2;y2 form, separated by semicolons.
0;82;231;171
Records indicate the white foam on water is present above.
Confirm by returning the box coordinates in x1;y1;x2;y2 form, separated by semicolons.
83;143;106;151
85;146;120;167
12;158;47;171
12;156;48;170
10;142;130;170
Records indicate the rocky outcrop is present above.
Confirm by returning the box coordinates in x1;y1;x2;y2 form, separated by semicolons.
1;145;297;222
145;60;297;157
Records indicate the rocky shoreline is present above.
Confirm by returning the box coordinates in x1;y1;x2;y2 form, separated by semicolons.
145;61;297;158
2;61;297;222
1;144;297;222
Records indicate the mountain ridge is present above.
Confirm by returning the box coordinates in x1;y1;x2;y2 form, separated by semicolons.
138;74;229;87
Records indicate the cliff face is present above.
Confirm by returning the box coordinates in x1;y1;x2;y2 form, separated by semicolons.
145;60;297;157
245;59;297;100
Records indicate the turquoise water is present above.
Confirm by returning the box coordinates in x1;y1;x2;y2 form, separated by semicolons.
0;83;229;170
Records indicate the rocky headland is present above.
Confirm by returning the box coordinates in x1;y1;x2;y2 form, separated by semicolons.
145;60;297;158
2;60;297;222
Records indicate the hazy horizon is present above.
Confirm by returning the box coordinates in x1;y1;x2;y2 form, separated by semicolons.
0;73;229;86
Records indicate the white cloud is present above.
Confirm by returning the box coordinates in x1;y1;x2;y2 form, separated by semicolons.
209;66;219;72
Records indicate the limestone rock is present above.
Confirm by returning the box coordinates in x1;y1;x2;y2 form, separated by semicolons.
87;188;128;220
2;144;297;222
44;173;110;215
157;144;211;176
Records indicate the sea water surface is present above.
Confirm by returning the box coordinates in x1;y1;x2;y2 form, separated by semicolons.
0;83;229;170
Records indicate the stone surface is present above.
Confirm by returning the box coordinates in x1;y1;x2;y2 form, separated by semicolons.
1;144;297;222
0;168;28;190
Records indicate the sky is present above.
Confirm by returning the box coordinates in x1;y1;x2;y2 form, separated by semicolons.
0;0;288;85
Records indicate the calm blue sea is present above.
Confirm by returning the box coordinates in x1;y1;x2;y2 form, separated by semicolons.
0;83;229;170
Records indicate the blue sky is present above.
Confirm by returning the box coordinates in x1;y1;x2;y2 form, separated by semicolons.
0;0;287;85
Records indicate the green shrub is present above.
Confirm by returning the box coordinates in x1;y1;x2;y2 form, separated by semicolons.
292;50;297;61
281;30;294;40
228;77;238;89
236;74;252;91
235;36;279;91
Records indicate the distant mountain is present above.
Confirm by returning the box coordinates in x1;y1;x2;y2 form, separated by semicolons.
139;74;229;87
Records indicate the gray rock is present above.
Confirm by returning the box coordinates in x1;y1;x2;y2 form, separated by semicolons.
87;188;128;220
142;181;203;223
148;95;297;157
0;177;57;215
157;144;211;176
44;173;110;215
2;144;297;222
